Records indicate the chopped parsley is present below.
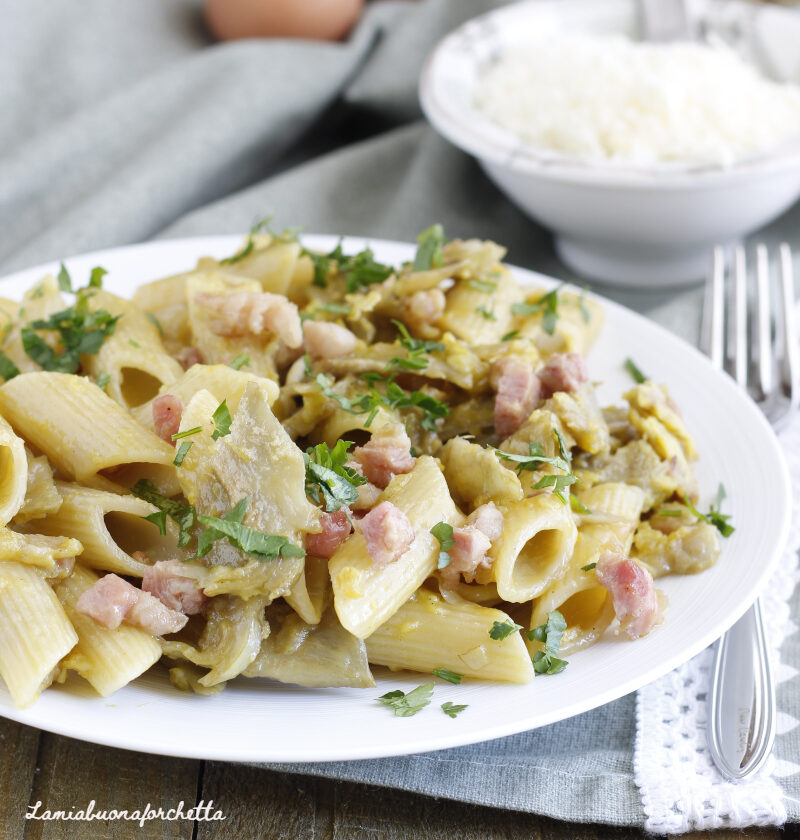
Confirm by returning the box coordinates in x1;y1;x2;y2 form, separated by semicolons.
493;431;577;503
532;472;578;499
432;667;462;685
512;286;562;335
430;521;455;569
316;301;351;315
581;562;597;572
172;426;201;441
413;224;446;272
88;267;107;288
220;217;273;265
145;312;163;335
128;338;141;349
501;330;519;342
377;682;434;717
387;320;445;372
578;290;591;324
467;278;497;294
173;440;192;467
441;702;468;719
95;372;110;390
475;305;496;321
304;440;366;512
211;399;232;440
0;350;20;382
131;479;195;548
229;351;250;370
526;610;568;675
20;274;119;374
193;497;249;559
303;241;393;292
570;494;591;514
197;500;305;561
57;263;73;293
679;484;735;538
624;357;648;384
489;618;523;641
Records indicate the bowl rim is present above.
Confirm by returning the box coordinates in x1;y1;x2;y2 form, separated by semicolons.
418;0;800;191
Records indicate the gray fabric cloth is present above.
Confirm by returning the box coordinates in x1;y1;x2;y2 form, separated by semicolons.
2;0;799;827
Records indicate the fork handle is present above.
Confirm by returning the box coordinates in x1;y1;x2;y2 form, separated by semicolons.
707;600;776;780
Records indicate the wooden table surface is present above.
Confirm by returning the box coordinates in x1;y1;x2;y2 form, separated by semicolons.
0;717;794;840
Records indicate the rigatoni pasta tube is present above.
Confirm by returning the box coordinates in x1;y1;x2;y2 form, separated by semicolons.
331;456;462;639
487;493;577;603
366;590;534;684
54;565;161;697
0;415;28;526
0;372;179;494
25;483;167;577
0;562;78;707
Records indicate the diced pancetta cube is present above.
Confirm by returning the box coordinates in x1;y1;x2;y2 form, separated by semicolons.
305;510;352;558
126;590;189;636
303;320;357;360
440;503;504;589
538;353;589;397
152;395;184;444
174;346;204;370
466;502;504;541
195;291;303;348
142;559;207;615
352;425;416;490
595;551;660;639
492;356;542;437
359;501;415;569
75;573;139;630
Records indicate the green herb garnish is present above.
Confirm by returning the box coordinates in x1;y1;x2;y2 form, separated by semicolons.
512;286;561;335
0;350;20;382
57;263;73;293
413;224;446;272
476;305;496;321
88;267;107;288
570;494;591;514
467;278;497;294
377;682;434;717
387;320;445;373
581;562;596;572
624;357;647;384
316;302;351;315
145;312;163;335
680;484;734;537
433;668;462;685
304;440;366;512
220;217;274;265
303;241;393;292
501;330;519;342
229;351;250;370
172;426;201;441
173;441;192;467
430;521;455;569
211;399;232;440
131;479;195;548
441;702;468;718
526;610;568;675
95;372;110;390
489;618;524;641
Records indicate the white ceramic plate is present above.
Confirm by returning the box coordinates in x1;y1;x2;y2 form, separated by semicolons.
0;236;791;763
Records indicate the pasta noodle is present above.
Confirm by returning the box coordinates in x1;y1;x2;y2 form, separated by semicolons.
0;227;722;707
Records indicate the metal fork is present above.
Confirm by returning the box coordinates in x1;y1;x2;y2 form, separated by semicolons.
701;243;798;780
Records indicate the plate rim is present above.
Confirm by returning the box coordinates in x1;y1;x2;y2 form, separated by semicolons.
0;234;791;763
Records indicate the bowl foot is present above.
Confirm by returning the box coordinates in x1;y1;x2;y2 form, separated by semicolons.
555;236;728;288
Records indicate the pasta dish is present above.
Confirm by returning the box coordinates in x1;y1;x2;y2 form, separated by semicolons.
0;225;729;711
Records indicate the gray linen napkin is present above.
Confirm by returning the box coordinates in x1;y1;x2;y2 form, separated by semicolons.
2;0;799;826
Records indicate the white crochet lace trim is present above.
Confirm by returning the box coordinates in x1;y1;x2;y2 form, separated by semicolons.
634;413;800;833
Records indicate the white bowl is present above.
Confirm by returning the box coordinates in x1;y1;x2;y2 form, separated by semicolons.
419;0;800;287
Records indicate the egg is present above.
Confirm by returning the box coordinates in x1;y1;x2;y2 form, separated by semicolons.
204;0;366;42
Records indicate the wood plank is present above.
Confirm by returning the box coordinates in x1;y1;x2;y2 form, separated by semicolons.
23;734;201;840
0;719;39;840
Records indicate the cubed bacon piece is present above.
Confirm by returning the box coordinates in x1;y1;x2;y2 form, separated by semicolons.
403;289;446;331
537;353;589;397
174;346;204;370
142;559;207;615
440;503;504;589
352;425;416;490
359;501;415;569
76;573;139;630
492;356;542;437
466;502;504;541
595;551;660;639
152;395;184;444
195;291;303;348
305;510;353;558
303;320;357;360
126;590;189;635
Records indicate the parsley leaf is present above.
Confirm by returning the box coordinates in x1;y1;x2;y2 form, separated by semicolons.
377;682;434;717
569;494;591;514
316;301;350;314
131;479;195;548
476;305;496;321
578;290;591;324
304;241;394;293
413;224;446;272
172;426;201;441
229;351;250;370
95;372;110;390
88;267;107;288
145;312;163;335
387;319;445;373
0;350;19;382
581;562;597;572
57;263;72;293
493;434;577;503
467;278;497;294
432;667;462;685
211;399;232;440
173;440;192;467
441;702;468;719
304;440;366;512
680;484;735;537
526;610;568;675
220;217;274;265
512;287;561;335
501;330;519;342
197;501;305;561
489;618;523;641
193;497;248;559
624;357;648;384
532;472;578;499
430;521;455;569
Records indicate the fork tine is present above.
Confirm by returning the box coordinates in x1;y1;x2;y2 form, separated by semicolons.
733;245;748;388
779;243;799;415
704;246;725;369
755;244;772;398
